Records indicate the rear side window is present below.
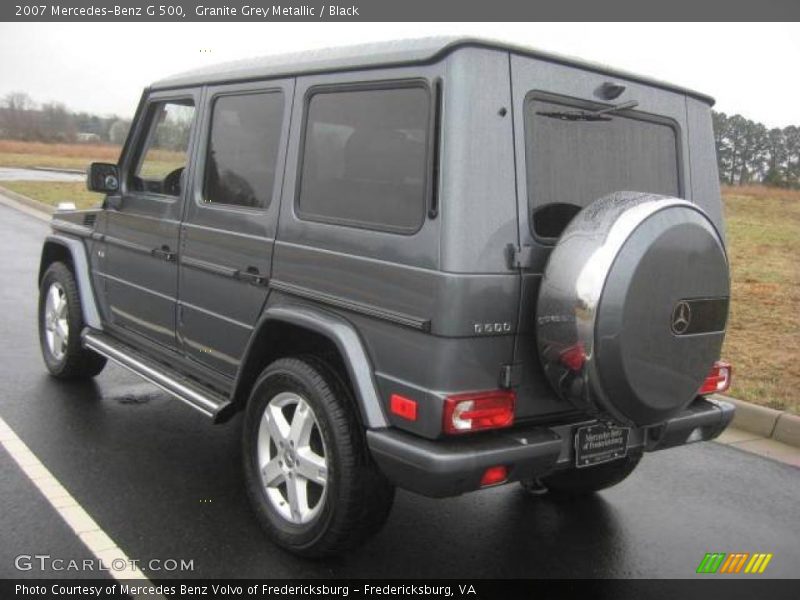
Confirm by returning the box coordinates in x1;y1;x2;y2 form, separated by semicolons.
526;97;680;239
203;92;284;209
297;84;430;233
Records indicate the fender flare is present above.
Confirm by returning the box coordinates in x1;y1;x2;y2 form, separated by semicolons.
233;305;388;429
39;234;103;331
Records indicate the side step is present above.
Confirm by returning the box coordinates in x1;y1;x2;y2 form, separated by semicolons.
82;330;233;422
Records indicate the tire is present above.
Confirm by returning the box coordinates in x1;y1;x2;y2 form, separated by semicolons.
38;262;106;379
523;453;642;497
242;357;394;557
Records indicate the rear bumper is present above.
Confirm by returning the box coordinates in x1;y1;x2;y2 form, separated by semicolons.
367;397;734;498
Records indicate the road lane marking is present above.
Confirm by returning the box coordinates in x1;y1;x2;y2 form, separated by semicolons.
0;414;161;590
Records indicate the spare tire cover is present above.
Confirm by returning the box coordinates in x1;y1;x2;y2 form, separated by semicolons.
536;192;729;427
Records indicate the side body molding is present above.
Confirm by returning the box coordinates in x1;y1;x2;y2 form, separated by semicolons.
235;305;388;429
39;234;103;331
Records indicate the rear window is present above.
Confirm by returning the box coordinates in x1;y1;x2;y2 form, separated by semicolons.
526;97;680;239
297;84;430;234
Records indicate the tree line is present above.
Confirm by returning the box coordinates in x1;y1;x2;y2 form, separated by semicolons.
0;92;131;145
1;91;798;188
713;112;800;189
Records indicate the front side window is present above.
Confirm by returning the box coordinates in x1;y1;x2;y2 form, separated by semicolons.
131;100;195;197
297;85;430;233
203;92;284;209
526;97;680;239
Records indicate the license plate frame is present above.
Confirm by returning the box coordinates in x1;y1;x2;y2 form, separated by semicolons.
574;422;630;468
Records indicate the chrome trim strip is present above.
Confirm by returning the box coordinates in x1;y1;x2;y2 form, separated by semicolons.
83;332;225;418
270;279;431;332
180;255;238;278
94;271;175;302
51;220;93;237
103;235;152;255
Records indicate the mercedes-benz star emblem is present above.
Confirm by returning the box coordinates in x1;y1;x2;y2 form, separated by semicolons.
671;300;692;335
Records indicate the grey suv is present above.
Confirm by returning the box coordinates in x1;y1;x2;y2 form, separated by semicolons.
37;38;734;557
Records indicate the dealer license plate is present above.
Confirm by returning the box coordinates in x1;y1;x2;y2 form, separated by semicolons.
574;423;629;468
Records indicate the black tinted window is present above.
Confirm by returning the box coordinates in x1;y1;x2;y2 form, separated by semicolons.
527;98;679;239
203;92;284;209
298;85;430;233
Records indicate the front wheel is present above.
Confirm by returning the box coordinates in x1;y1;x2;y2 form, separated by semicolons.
38;262;106;379
522;453;642;497
242;357;394;557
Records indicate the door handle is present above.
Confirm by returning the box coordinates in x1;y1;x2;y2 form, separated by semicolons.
151;245;176;262
236;266;267;286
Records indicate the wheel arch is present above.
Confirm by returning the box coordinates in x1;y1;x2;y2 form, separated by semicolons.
229;305;388;429
39;235;103;331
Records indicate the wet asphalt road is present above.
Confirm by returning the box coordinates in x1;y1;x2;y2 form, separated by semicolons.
0;200;798;580
0;167;83;182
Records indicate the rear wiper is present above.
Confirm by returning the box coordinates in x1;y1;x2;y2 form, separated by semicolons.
537;100;639;122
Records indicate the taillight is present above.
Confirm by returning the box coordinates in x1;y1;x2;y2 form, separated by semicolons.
698;361;732;395
443;390;515;434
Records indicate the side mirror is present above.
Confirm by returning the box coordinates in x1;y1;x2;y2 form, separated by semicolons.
87;162;119;194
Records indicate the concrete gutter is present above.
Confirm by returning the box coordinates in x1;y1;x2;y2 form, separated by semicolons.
30;166;86;175
714;395;800;447
0;185;54;221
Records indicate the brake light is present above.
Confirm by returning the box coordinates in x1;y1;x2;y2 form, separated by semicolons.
480;465;509;487
443;390;515;434
699;361;732;395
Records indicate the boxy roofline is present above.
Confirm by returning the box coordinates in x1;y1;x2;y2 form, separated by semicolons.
151;37;715;106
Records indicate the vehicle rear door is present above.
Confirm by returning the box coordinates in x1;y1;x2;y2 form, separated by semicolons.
177;79;293;377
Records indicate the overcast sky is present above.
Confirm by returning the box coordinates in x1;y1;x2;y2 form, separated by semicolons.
0;22;797;127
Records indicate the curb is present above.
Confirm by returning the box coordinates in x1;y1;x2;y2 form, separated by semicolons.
0;185;55;214
30;166;86;175
714;395;800;449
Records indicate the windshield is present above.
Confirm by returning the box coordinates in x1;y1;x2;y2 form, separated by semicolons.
526;98;680;239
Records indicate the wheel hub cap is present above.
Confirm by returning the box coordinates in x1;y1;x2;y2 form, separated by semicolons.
44;282;69;361
256;392;328;525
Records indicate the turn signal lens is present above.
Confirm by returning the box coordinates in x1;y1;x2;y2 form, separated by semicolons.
480;465;509;487
443;390;515;434
390;394;418;421
699;361;732;395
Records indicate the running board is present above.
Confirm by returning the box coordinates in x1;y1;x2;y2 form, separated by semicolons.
82;330;233;422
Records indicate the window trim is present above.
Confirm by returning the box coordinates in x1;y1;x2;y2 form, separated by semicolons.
523;90;684;245
198;88;285;214
126;96;197;202
294;79;434;236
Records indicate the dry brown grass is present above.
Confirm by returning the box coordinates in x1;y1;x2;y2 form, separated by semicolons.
721;186;800;413
0;140;182;173
0;140;121;170
0;139;122;160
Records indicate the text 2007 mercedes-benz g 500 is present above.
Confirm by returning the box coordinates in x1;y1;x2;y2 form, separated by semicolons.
38;38;734;557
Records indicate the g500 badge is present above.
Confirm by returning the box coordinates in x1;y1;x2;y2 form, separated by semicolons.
473;322;512;334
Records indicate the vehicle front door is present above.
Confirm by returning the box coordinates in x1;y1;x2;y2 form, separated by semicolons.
101;90;200;349
177;80;292;377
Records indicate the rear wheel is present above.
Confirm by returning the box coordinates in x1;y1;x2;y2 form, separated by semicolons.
38;262;106;379
522;453;642;497
242;357;394;557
